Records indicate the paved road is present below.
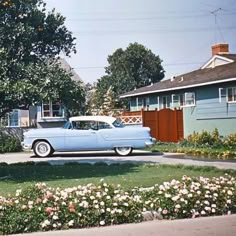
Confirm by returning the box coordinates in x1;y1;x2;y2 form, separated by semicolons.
11;215;236;236
0;150;236;169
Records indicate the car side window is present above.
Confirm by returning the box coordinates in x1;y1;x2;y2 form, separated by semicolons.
72;121;97;130
97;121;111;130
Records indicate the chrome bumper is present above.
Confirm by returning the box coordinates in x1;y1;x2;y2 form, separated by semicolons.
21;142;32;151
145;138;156;147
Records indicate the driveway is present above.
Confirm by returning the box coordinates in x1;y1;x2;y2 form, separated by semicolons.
0;150;236;170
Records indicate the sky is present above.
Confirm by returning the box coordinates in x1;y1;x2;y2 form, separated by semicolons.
44;0;236;84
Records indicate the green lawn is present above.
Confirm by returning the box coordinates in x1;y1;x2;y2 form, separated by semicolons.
0;162;235;197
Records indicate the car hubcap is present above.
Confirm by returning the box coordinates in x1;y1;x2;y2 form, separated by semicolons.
38;144;48;154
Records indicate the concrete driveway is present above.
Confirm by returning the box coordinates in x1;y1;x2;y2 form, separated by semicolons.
0;150;236;169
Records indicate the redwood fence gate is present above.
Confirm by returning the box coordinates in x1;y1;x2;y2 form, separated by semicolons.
120;109;183;143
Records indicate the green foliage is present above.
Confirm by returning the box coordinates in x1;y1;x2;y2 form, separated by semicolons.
0;130;22;153
180;129;222;147
150;129;236;160
0;0;84;118
223;133;236;148
95;43;165;109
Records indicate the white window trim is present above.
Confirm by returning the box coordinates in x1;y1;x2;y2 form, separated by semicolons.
184;92;196;107
157;96;160;110
219;87;236;103
171;92;195;108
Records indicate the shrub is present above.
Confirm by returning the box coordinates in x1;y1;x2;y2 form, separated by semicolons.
180;129;222;148
0;130;22;153
0;175;235;234
223;133;236;149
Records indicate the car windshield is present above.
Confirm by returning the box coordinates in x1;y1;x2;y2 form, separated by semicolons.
112;119;124;128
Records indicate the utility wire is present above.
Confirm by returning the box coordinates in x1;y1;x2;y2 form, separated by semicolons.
73;62;204;70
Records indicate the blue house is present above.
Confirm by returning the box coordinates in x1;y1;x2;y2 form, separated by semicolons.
120;44;236;137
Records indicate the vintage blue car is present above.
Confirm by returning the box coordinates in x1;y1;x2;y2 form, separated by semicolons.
23;116;155;157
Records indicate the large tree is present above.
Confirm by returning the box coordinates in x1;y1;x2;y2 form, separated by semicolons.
0;0;84;118
95;42;165;108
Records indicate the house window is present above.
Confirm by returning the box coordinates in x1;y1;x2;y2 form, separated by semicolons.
219;87;236;103
9;109;19;126
172;92;195;108
227;87;236;102
137;97;143;109
162;96;171;108
172;94;184;108
185;92;195;106
0;109;19;127
42;101;64;118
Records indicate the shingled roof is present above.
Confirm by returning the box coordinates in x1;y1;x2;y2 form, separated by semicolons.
120;55;236;98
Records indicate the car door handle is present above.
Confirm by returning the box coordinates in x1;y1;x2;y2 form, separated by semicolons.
90;131;96;134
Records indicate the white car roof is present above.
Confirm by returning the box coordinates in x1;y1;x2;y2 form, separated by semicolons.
69;115;117;124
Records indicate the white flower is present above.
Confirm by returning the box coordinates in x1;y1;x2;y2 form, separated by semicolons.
172;196;179;201
175;204;181;209
165;193;171;198
68;220;74;226
204;206;211;211
106;208;111;212
227;199;232;204
204;200;209;205
212;208;216;213
201;210;206;215
227;190;233;195
181;189;188;195
100;220;105;226
28;201;33;206
53;215;59;220
116;209;122;214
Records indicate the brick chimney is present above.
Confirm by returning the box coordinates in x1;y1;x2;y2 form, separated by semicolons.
211;43;229;56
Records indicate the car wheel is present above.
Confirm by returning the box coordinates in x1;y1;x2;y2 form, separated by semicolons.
114;147;133;156
33;141;53;157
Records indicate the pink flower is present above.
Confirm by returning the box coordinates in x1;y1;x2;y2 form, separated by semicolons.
162;209;168;215
45;207;53;214
36;198;42;203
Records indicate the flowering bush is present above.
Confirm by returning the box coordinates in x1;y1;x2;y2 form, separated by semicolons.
0;175;235;234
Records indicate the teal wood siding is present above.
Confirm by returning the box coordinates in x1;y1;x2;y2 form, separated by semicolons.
184;82;236;137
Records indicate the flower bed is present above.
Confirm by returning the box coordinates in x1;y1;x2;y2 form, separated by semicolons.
0;175;235;234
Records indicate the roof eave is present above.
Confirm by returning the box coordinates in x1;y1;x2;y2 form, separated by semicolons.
120;77;236;98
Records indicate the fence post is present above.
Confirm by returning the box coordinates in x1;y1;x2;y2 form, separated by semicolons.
141;108;144;127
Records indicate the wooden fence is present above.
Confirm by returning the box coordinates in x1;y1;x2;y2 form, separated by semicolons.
121;109;183;143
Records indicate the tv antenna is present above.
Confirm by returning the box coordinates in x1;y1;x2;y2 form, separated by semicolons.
210;7;225;43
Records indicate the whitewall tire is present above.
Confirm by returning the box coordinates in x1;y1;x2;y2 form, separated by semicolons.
33;141;53;157
114;147;133;156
